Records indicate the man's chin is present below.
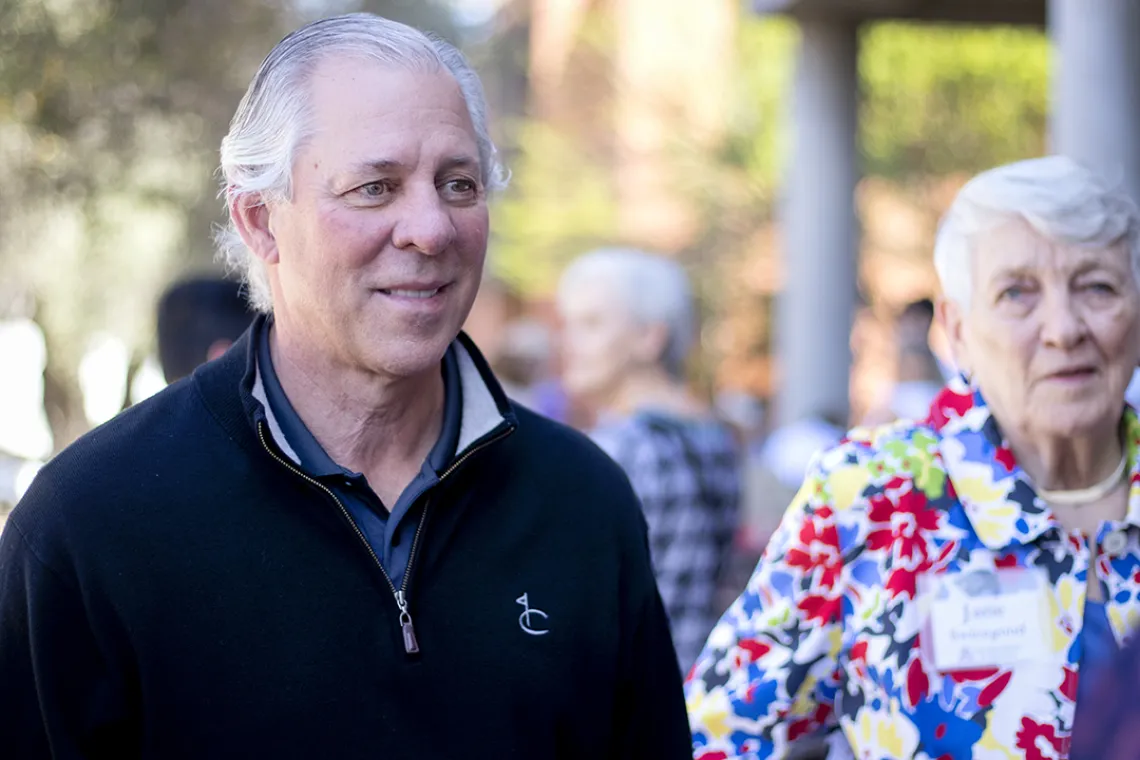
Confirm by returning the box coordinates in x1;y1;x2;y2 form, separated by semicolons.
359;336;455;381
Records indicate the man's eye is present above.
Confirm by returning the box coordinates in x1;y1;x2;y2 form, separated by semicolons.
1000;286;1025;301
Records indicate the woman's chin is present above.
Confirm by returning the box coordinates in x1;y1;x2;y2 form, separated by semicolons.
1029;402;1124;441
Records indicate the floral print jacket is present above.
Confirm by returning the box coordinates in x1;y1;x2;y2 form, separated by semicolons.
686;384;1140;760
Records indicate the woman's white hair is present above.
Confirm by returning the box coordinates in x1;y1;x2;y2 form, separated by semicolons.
215;13;507;313
558;247;696;379
934;155;1140;307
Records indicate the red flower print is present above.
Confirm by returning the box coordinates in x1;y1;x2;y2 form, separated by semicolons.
884;476;909;492
929;387;973;429
948;668;999;683
788;704;833;742
978;671;1013;707
737;638;771;665
995;553;1019;568
885;565;926;600
866;489;940;563
905;658;930;708
798;593;842;624
849;640;869;678
785;507;843;591
1016;717;1068;760
696;752;728;760
1060;667;1078;702
994;446;1017;472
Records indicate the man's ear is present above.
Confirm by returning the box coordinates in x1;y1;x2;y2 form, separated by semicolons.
229;194;280;265
936;295;969;377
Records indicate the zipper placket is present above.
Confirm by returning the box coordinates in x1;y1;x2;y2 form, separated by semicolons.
257;420;513;654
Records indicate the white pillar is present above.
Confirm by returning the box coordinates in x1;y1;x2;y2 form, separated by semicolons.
1050;0;1140;203
777;19;860;425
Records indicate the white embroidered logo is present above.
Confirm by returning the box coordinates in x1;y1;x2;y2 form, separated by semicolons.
516;593;549;636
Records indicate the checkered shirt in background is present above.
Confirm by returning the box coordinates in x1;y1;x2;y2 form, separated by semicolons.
591;411;741;670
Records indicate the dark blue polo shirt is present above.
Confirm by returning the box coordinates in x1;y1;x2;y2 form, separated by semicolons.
257;324;461;590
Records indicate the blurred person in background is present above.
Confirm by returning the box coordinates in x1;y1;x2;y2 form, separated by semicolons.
687;156;1140;759
557;247;741;669
156;276;254;383
863;298;948;425
0;14;692;758
493;317;570;421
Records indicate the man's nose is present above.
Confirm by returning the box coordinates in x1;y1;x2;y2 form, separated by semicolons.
391;186;457;255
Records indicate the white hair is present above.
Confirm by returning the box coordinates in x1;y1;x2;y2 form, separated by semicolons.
215;13;507;313
558;247;696;379
934;155;1140;307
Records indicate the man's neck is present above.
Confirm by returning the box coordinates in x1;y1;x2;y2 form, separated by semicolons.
269;325;445;499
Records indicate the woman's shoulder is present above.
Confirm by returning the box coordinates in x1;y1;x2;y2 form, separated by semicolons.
802;416;947;512
823;414;941;466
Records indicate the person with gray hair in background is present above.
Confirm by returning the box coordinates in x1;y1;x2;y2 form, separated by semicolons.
557;248;741;669
687;155;1140;760
0;14;692;758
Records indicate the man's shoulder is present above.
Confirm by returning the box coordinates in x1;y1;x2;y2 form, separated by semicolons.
55;377;216;465
9;379;232;545
508;405;630;481
500;405;643;518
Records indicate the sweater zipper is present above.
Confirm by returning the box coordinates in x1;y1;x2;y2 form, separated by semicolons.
258;422;427;654
257;420;514;654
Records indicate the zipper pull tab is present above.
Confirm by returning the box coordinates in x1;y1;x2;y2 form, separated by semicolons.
395;591;420;654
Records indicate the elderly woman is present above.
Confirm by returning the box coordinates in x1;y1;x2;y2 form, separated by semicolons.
686;155;1140;760
557;248;741;668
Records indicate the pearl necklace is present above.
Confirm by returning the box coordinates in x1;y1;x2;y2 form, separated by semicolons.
1034;450;1130;506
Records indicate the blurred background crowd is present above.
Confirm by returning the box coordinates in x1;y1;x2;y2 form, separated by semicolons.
1;0;1135;616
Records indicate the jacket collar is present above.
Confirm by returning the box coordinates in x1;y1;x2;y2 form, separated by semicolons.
931;381;1140;550
195;314;516;469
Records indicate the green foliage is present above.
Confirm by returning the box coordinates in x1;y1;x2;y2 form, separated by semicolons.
718;16;800;189
0;0;457;450
488;120;621;295
860;22;1051;179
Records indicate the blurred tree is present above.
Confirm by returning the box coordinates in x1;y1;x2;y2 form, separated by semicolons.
489;120;621;294
0;0;456;453
861;23;1050;181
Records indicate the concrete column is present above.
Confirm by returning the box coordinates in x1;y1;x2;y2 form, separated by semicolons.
1050;0;1140;203
777;18;860;425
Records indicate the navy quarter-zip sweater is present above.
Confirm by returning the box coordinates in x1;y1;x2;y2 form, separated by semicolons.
0;320;692;759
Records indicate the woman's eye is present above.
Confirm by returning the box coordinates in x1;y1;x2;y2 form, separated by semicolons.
1000;286;1026;301
359;182;388;198
442;178;478;198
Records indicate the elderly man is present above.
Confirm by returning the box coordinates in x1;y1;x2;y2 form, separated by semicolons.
0;14;690;758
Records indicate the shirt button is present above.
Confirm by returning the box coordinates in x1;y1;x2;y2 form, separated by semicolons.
1102;530;1129;556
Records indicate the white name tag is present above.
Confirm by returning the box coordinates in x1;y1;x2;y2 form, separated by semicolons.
921;568;1049;672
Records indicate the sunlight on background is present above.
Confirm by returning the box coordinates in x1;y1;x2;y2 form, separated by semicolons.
0;320;52;461
79;333;130;427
